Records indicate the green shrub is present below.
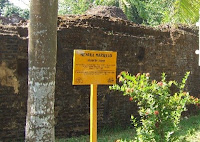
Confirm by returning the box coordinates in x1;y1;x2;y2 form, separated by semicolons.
110;72;200;142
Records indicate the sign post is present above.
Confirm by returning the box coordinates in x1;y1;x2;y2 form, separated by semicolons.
72;50;117;142
90;84;97;142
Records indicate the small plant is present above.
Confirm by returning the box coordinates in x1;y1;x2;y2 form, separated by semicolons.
109;71;200;142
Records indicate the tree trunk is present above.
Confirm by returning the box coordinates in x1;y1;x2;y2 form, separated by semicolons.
25;0;58;141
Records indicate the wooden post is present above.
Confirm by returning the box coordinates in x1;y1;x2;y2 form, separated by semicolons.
90;84;97;142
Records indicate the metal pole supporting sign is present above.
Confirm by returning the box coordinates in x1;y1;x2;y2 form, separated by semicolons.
90;84;97;142
195;10;200;66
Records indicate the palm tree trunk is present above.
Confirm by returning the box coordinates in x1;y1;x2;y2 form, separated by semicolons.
25;0;58;141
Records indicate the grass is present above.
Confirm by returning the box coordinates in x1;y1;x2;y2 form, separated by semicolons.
57;113;200;142
173;114;200;142
56;127;135;142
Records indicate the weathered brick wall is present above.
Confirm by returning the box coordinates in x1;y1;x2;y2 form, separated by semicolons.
0;15;199;141
0;26;28;141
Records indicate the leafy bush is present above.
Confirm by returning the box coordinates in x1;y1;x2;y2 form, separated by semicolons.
1;4;29;19
110;72;200;142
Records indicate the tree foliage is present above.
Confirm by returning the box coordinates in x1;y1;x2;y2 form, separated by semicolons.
118;0;200;25
58;0;200;26
1;4;29;19
0;0;8;14
0;0;29;19
163;0;200;24
128;0;168;25
0;0;8;8
59;0;91;15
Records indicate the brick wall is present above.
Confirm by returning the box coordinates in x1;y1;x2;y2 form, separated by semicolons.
0;15;199;141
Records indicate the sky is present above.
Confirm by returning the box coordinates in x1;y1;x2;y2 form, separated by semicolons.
8;0;30;9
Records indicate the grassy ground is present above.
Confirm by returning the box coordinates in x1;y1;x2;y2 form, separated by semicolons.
57;113;200;142
174;114;200;142
57;127;135;142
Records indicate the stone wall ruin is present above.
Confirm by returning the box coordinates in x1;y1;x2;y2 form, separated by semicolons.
0;15;199;141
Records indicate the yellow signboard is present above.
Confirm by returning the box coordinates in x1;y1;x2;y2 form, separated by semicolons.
73;50;117;85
